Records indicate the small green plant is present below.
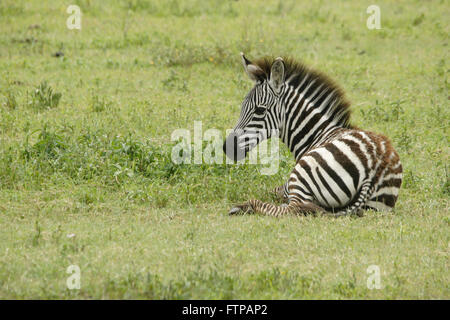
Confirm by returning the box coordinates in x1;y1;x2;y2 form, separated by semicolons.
412;13;425;26
28;81;61;110
90;94;111;112
360;100;406;123
23;125;67;160
395;126;414;153
0;0;448;300
162;70;189;91
2;90;18;109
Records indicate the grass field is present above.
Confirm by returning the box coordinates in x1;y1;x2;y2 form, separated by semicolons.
0;0;448;299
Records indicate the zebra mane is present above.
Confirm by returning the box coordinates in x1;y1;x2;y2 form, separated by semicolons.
252;56;353;128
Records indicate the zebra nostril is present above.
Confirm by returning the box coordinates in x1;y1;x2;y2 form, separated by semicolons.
223;132;246;162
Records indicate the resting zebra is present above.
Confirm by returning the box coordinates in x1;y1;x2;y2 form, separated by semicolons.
223;54;402;217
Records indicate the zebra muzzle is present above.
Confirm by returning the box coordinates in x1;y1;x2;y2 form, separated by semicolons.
223;131;248;162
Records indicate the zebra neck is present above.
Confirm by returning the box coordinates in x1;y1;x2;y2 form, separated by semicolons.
279;83;350;161
287;125;344;161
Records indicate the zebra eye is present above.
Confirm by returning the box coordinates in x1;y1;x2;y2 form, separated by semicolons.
255;106;267;115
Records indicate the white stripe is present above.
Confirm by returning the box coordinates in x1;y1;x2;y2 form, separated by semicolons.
373;186;399;197
287;81;317;147
292;79;317;113
342;134;373;169
359;131;380;169
383;172;402;180
304;156;342;207
292;92;336;155
332;140;366;187
380;140;386;153
391;162;402;170
366;200;392;211
374;167;388;189
304;84;325;112
299;157;331;206
314;147;356;198
288;172;312;201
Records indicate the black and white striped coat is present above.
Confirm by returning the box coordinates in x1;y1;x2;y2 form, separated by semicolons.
223;54;402;217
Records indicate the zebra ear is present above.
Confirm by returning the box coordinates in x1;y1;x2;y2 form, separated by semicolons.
269;57;285;93
241;52;264;82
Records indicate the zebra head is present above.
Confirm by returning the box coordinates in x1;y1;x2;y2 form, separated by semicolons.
223;53;285;162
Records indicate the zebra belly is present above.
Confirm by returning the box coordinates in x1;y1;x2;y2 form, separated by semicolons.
289;144;366;209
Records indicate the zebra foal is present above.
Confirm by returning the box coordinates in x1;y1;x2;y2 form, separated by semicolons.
223;54;402;217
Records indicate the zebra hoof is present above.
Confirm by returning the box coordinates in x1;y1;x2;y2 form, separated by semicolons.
228;207;242;215
228;203;253;215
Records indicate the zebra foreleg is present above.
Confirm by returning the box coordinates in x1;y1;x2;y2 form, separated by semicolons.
228;199;325;217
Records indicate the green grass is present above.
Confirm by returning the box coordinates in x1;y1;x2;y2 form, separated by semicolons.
0;0;448;299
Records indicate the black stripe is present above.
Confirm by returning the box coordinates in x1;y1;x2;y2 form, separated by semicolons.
380;178;402;188
371;194;396;207
285;95;305;138
315;167;342;207
301;161;330;207
293;166;316;198
313;87;332;110
288;185;310;201
309;151;352;199
295;75;310;93
290;112;323;152
324;143;359;191
303;79;321;102
293;116;331;158
289;94;320;131
289;183;311;198
288;83;323;131
341;138;369;177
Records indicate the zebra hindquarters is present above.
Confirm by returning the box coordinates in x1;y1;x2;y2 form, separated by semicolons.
287;130;403;214
287;151;365;212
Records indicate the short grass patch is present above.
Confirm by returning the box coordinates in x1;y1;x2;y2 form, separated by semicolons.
0;0;448;299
